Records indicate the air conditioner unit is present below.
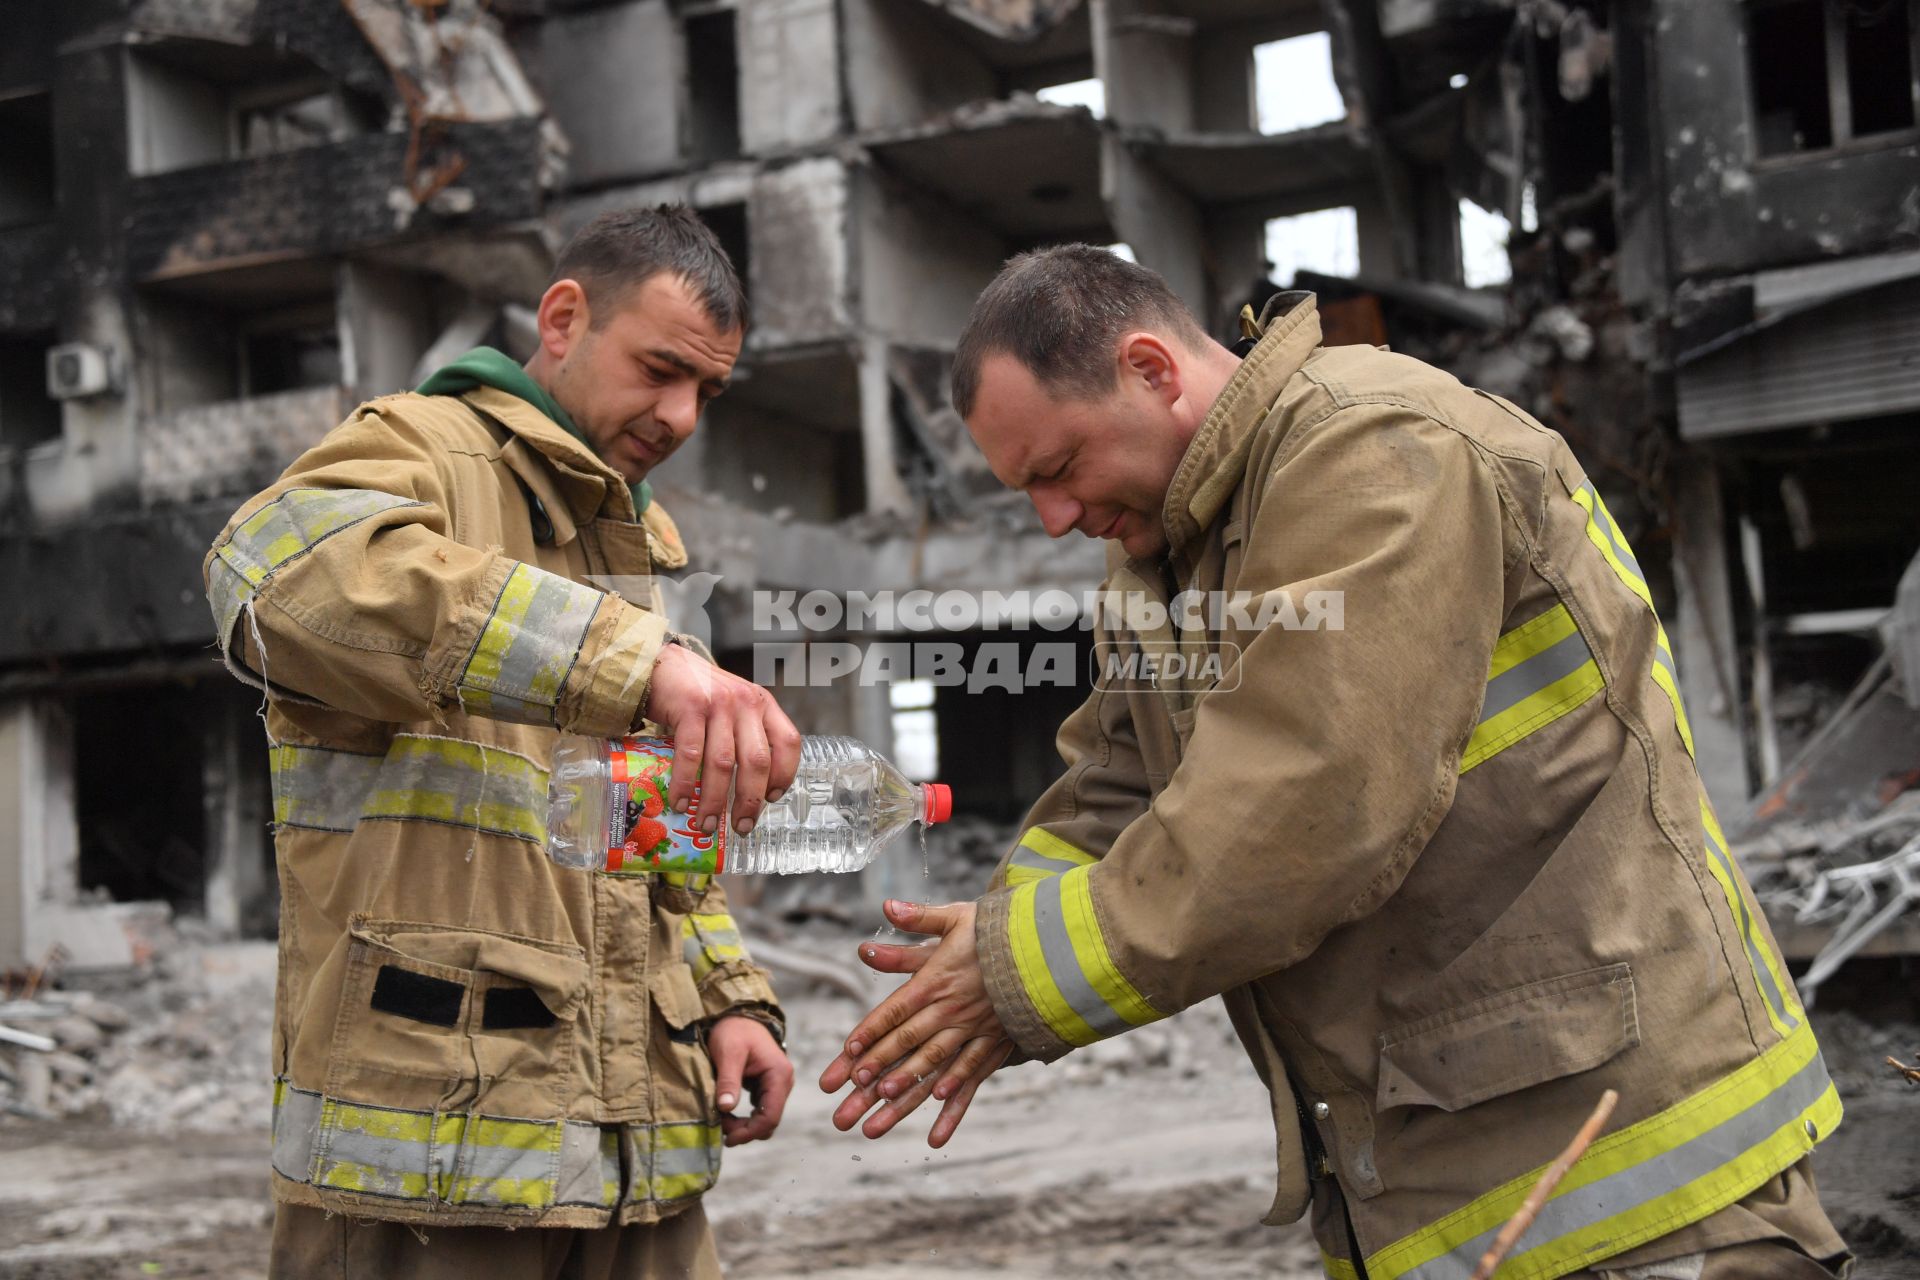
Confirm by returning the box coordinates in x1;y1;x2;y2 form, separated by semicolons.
46;343;115;400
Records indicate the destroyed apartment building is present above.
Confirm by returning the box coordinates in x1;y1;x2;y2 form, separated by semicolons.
1;0;1917;992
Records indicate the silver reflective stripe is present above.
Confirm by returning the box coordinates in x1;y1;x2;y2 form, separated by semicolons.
684;924;744;963
458;564;605;724
654;1143;720;1181
1478;625;1595;725
365;736;549;843
461;689;554;725
272;1082;617;1210
555;1125;619;1209
271;744;382;833
273;1083;324;1181
1576;482;1646;581
1009;843;1087;878
208;489;424;674
1703;814;1799;1031
491;571;601;703
269;735;549;844
1029;871;1134;1040
208;559;253;648
635;1121;722;1200
1652;641;1680;688
375;1131;553;1187
218;488;421;582
1398;1048;1834;1280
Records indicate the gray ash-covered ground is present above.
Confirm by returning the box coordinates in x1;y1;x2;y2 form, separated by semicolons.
0;937;1914;1278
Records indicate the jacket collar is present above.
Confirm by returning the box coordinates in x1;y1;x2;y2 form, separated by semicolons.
458;386;689;570
461;386;628;519
1160;293;1321;555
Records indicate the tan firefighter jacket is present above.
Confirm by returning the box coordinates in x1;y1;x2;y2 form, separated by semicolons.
976;297;1839;1279
203;386;780;1229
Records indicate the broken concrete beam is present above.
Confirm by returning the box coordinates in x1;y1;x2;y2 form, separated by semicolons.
0;1024;55;1052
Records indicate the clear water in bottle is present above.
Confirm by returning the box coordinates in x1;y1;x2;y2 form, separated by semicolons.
545;734;951;875
730;735;952;874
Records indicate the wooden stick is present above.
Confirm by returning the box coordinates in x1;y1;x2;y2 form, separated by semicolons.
1470;1089;1620;1280
1889;1055;1920;1086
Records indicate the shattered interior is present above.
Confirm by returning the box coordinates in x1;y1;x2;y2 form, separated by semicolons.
0;0;1916;984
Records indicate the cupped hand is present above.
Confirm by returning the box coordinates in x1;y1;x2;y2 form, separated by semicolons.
819;899;1015;1146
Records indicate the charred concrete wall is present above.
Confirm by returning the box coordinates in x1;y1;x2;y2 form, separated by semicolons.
8;0;1913;961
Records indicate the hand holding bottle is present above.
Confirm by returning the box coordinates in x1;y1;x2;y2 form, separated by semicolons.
642;640;802;836
547;734;951;875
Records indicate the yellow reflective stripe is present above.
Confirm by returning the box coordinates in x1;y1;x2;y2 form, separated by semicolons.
654;1121;719;1149
311;1097;567;1209
682;912;747;981
631;1120;723;1202
209;488;422;643
465;564;539;688
659;870;713;895
654;1171;714;1200
217;488;419;585
269;742;379;831
1006;878;1102;1046
1570;483;1654;610
366;736;548;842
1321;1254;1362;1280
1651;625;1696;758
1060;867;1162;1028
1007;866;1165;1047
1488;601;1576;678
1005;826;1100;885
275;1082;658;1211
1367;1020;1837;1280
600;1128;622;1208
1462;605;1604;772
459;563;604;726
271;735;548;844
1701;795;1801;1037
1570;481;1698;758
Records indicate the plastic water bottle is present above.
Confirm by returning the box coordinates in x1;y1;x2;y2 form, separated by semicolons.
547;734;952;875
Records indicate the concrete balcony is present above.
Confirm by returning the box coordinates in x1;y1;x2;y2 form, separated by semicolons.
139;385;348;507
125;119;546;285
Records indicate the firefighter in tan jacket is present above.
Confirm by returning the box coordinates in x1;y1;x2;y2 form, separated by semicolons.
823;247;1851;1280
204;208;799;1279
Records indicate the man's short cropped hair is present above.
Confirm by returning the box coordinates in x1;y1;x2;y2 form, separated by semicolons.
950;244;1208;418
552;204;748;334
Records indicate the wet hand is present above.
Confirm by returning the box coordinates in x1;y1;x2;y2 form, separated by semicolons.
708;1014;793;1146
819;900;1014;1146
643;642;802;838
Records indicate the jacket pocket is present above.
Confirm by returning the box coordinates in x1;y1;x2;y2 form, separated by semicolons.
1375;963;1638;1112
325;918;589;1115
648;963;717;1118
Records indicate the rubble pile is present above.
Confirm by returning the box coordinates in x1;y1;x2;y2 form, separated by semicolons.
0;941;275;1134
1749;805;1920;1007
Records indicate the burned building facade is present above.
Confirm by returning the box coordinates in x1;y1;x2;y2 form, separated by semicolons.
2;0;1915;971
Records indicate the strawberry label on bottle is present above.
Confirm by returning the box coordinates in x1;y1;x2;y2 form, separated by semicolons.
603;738;726;876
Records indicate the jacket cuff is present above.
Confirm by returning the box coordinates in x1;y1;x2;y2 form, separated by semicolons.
710;1000;786;1049
976;886;1075;1063
565;597;670;738
697;960;782;1026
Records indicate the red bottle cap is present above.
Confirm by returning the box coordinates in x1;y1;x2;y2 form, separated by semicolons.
922;783;953;824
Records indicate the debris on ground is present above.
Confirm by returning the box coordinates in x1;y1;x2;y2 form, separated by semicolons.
3;920;1916;1276
0;939;274;1134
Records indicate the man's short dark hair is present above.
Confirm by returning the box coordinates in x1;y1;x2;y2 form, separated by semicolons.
951;245;1208;418
553;204;748;334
